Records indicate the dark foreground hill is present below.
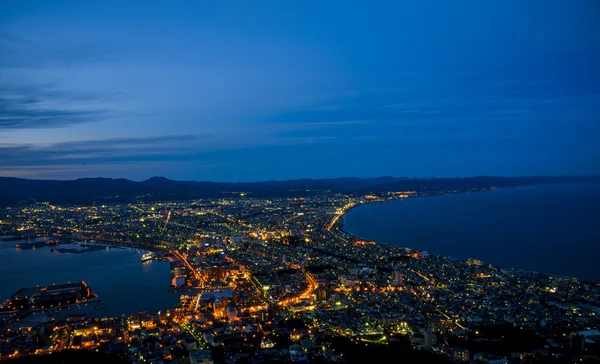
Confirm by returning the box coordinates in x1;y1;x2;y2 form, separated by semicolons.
5;350;129;364
0;175;598;207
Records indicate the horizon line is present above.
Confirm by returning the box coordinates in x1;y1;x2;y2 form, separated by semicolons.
1;174;598;184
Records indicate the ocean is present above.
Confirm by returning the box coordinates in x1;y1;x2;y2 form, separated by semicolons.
343;182;600;282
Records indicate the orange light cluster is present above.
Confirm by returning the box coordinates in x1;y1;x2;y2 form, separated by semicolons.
241;304;268;313
353;240;376;246
352;286;404;293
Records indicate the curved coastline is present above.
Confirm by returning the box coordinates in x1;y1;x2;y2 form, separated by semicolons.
337;184;600;282
337;185;532;246
338;188;500;246
338;185;510;237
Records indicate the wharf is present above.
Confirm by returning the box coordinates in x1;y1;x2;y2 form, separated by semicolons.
0;281;98;315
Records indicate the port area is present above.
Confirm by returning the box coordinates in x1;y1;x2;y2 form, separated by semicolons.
14;237;59;250
50;242;119;254
12;237;129;254
0;281;98;316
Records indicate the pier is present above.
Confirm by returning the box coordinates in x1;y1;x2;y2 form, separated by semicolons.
0;281;98;315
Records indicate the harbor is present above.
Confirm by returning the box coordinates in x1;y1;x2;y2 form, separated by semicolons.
0;281;98;314
0;241;180;318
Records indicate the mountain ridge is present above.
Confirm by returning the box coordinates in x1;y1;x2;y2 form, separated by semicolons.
0;175;598;207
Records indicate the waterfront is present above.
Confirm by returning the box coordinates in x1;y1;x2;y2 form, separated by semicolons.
1;185;599;362
343;182;600;282
0;241;179;317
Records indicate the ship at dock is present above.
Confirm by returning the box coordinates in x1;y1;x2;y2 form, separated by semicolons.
141;252;156;262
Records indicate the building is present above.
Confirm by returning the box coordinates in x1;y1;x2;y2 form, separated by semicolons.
454;349;470;362
227;305;238;322
571;330;600;352
189;349;214;364
423;330;435;348
467;258;484;266
184;337;198;351
173;267;187;277
315;287;329;302
206;265;227;282
212;299;230;318
392;270;403;285
172;277;185;287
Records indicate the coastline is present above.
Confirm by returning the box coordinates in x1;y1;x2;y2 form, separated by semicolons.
0;242;178;317
335;184;600;283
337;186;505;244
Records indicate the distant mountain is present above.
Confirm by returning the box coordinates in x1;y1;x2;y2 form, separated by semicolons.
0;175;598;207
141;176;176;185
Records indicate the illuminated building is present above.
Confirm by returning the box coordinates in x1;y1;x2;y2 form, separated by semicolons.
454;349;470;362
212;299;230;318
226;305;238;322
206;265;227;282
174;267;187;276
260;337;275;349
315;287;328;302
172;276;186;287
467;258;484;266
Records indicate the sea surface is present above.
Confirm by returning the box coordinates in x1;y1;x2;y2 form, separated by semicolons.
343;183;600;282
0;241;179;317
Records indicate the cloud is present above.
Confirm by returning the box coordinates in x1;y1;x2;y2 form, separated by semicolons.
0;135;210;167
275;82;600;130
0;133;341;180
0;83;108;130
0;161;229;180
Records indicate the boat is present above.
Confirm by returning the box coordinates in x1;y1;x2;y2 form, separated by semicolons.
141;252;156;262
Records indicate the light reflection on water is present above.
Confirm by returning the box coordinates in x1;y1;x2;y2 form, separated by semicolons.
0;242;179;317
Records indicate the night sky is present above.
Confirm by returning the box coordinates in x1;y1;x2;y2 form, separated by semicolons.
1;1;599;181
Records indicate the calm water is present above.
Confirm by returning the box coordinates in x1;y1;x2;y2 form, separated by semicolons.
343;183;600;282
0;242;179;317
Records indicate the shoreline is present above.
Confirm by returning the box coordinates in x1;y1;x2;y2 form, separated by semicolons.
337;186;504;240
0;242;178;317
336;187;503;246
336;185;599;284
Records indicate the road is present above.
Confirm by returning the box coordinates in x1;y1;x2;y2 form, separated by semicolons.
170;249;204;286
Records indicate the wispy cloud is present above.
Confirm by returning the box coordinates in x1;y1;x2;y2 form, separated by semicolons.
0;161;230;180
0;83;108;130
0;135;210;167
0;133;337;180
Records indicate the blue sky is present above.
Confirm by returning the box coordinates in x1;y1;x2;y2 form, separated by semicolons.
1;0;599;181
